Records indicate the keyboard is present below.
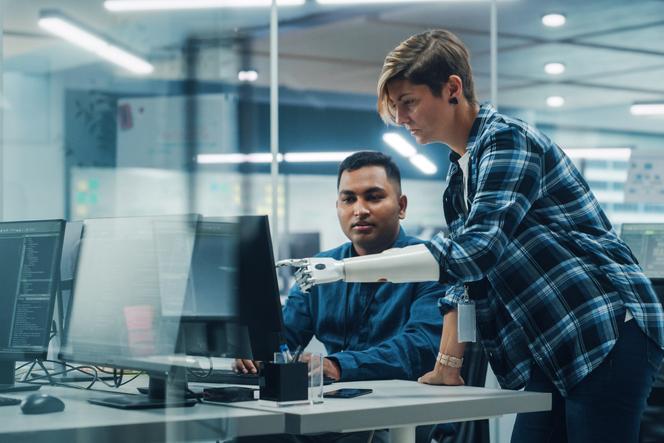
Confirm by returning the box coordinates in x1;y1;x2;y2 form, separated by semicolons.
0;396;21;407
188;369;335;386
188;370;260;385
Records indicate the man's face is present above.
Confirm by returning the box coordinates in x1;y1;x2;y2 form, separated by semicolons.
336;165;407;256
387;78;451;145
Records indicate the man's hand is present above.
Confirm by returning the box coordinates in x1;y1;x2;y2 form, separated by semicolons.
298;353;341;381
276;257;345;292
418;366;464;386
234;359;259;374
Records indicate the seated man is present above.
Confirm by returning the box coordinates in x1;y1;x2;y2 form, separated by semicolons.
236;151;447;443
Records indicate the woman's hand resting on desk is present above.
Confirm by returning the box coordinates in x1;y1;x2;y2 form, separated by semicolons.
418;365;465;386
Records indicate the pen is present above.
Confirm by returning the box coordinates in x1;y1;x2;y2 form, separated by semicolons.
279;344;292;363
291;345;303;363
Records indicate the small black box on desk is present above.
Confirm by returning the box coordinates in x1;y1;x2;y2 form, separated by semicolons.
259;361;308;403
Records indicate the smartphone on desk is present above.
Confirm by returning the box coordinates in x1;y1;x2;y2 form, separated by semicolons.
323;388;373;399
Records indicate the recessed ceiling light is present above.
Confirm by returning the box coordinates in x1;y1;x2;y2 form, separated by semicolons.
542;13;566;27
544;62;565;75
630;102;664;116
238;70;258;82
546;96;565;108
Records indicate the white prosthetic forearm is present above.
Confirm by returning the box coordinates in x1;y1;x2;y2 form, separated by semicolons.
277;243;440;291
343;243;440;283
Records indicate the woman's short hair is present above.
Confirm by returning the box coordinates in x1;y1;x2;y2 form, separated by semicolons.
377;29;478;125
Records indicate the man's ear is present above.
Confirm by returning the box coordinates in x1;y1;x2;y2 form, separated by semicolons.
399;194;408;219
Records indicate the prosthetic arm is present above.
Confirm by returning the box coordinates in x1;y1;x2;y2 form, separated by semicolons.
276;243;440;292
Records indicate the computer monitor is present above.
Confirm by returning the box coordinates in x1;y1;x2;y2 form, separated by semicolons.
61;214;285;408
236;215;285;362
0;219;65;393
178;215;285;362
620;223;664;279
61;215;197;408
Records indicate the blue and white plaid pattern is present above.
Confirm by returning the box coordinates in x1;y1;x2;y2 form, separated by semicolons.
426;104;664;396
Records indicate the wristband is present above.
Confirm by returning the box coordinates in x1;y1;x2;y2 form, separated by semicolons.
436;352;463;368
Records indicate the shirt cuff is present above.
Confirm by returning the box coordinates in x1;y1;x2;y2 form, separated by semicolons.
437;284;465;316
424;241;450;284
327;353;356;381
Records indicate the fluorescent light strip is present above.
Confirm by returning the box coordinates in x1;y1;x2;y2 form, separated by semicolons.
630;103;664;116
197;152;355;164
383;133;417;158
584;168;628;183
38;14;153;75
409;154;437;175
105;0;304;11
592;190;625;204
284;152;355;163
562;148;631;161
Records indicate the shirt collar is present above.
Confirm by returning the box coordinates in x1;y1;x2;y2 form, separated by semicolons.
448;102;496;163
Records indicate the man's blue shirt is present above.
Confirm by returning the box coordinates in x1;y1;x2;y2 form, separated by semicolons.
282;228;444;381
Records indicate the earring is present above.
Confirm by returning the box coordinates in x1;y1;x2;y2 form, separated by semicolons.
449;97;458;105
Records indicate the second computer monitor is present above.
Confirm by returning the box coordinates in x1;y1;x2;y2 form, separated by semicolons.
621;223;664;279
0;219;65;392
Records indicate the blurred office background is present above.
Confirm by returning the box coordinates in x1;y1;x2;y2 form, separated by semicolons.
2;0;663;440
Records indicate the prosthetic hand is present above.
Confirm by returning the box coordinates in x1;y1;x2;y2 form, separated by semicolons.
276;243;439;292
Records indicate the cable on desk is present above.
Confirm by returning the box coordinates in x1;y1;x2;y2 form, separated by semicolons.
28;360;100;390
185;356;214;380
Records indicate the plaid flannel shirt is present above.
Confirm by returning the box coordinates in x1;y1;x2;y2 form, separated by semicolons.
426;104;664;396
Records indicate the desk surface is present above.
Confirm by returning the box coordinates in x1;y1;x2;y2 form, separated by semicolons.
0;383;283;443
233;379;551;435
0;378;551;442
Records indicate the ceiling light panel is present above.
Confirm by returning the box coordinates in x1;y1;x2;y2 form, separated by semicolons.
105;0;305;11
38;11;153;75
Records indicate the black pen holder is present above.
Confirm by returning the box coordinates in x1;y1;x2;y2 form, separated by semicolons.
259;361;308;403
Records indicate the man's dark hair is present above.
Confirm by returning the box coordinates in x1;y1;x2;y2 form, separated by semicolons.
337;151;402;193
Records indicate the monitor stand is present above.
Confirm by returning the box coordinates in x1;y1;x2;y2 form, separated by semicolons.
88;368;197;409
0;361;40;393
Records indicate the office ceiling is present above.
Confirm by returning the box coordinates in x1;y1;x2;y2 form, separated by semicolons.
3;0;664;136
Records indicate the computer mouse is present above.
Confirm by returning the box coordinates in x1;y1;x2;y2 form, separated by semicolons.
20;393;65;414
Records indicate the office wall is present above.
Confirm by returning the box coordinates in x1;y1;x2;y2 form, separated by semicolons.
2;73;64;220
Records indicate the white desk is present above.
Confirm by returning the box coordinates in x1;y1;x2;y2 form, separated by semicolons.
0;379;550;443
232;379;551;443
0;384;283;443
